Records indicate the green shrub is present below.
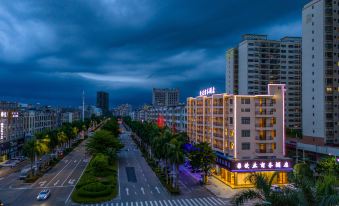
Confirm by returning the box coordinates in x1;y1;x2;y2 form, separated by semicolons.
90;153;109;176
77;182;112;197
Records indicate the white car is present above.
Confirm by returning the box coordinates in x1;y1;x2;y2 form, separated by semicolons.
37;189;51;200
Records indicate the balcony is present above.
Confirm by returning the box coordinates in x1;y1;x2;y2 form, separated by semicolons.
256;149;273;153
255;136;274;141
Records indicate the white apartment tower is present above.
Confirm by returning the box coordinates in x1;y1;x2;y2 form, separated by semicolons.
226;34;302;132
302;0;339;145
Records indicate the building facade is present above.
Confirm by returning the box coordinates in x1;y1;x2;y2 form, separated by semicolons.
0;102;24;160
152;88;180;107
302;0;339;145
113;104;132;117
147;104;187;133
226;34;302;132
96;91;109;115
226;48;239;94
187;84;292;188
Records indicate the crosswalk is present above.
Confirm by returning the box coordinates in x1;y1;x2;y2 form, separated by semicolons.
82;197;228;206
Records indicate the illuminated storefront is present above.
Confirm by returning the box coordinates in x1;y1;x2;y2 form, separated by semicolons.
213;154;292;188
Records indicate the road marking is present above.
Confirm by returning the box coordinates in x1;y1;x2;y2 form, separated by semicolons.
46;159;72;187
155;186;160;194
64;155;90;205
54;179;60;186
38;180;46;187
117;159;121;200
68;179;75;185
126;187;129;195
62;159;81;186
141;187;145;195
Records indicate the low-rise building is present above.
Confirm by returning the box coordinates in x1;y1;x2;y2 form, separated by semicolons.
147;104;187;133
0;102;24;160
187;84;292;188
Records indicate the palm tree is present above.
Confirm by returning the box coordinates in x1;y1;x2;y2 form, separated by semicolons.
57;130;67;149
167;138;184;189
289;162;339;206
22;138;50;177
232;172;298;206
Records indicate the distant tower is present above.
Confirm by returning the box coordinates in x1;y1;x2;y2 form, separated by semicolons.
82;90;85;122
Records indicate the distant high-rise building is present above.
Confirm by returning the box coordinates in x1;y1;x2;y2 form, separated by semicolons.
96;91;109;114
226;48;238;94
226;34;302;131
152;88;179;107
302;0;339;145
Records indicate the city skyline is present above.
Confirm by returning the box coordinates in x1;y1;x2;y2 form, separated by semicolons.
0;0;307;107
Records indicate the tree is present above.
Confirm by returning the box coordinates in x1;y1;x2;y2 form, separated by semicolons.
189;142;216;184
86;130;123;164
232;172;298;206
23;140;35;176
22;138;49;176
315;157;339;176
57;130;68;149
167;138;184;189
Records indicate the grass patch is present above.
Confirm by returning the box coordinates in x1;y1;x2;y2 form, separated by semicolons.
71;157;118;203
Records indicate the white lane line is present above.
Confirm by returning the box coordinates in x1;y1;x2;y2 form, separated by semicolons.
64;155;90;205
117;159;121;200
190;198;203;206
201;198;214;206
182;199;191;206
62;159;81;186
207;197;221;205
53;179;60;186
165;200;173;206
46;159;72;187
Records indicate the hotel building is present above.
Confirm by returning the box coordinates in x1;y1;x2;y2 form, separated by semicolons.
187;84;292;188
302;0;339;145
226;35;302;132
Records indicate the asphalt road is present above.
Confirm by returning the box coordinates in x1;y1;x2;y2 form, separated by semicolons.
0;139;89;206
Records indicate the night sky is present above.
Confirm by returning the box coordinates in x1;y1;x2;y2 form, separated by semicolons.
0;0;308;108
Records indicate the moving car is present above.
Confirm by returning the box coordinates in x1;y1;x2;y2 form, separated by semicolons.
36;189;51;200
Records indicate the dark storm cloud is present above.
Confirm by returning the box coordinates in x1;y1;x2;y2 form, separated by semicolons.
0;0;307;107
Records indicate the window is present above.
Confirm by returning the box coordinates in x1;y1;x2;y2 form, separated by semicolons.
241;117;250;124
241;130;251;137
241;98;250;104
242;143;250;150
230;117;233;124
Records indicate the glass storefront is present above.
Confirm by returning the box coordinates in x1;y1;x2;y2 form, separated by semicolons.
212;165;288;188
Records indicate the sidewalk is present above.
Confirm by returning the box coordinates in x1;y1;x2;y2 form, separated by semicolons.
180;165;243;199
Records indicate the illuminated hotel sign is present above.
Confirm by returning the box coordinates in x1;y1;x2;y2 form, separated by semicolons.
216;156;293;172
199;87;215;96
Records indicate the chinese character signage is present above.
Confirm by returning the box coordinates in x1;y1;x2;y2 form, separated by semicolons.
199;87;215;96
216;156;293;172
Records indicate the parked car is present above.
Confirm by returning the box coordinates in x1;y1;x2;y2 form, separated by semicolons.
19;165;37;180
271;185;282;193
36;189;51;201
1;160;18;167
285;183;299;191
